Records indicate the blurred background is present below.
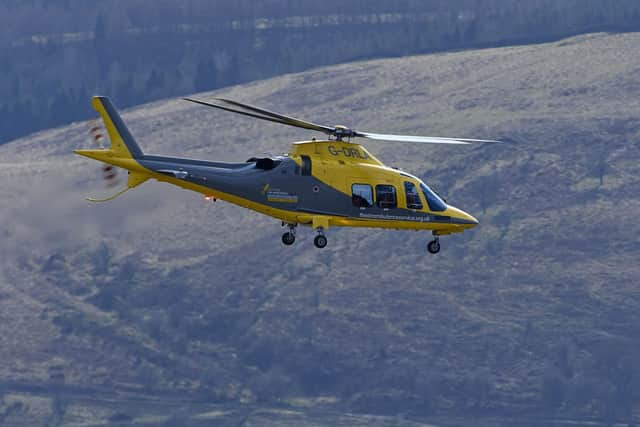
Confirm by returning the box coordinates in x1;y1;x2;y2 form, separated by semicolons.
2;0;640;144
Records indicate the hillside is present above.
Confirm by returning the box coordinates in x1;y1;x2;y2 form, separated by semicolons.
0;32;639;425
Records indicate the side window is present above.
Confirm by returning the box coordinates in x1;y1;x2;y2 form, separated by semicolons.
404;181;423;210
376;184;397;209
301;155;312;176
352;184;373;207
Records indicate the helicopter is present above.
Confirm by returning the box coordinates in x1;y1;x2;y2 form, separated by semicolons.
75;96;499;253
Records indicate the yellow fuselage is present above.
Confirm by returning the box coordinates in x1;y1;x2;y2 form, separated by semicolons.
283;140;478;234
77;139;478;235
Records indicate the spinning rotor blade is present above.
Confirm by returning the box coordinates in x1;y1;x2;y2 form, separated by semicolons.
357;132;501;145
183;97;334;135
214;98;335;134
184;97;502;144
87;120;121;187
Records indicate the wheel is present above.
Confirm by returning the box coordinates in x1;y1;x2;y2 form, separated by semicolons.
281;232;295;246
314;234;328;249
427;239;440;254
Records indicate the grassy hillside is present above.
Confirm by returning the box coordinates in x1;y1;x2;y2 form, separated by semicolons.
0;32;639;425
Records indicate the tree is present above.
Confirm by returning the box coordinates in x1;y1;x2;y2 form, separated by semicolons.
542;369;566;412
94;12;107;51
193;59;217;93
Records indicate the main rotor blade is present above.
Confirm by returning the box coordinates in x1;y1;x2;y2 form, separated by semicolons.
183;98;297;127
184;97;334;135
357;132;501;145
214;98;335;134
184;97;503;145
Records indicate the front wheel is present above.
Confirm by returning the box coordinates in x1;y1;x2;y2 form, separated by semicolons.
281;232;295;246
314;235;328;249
427;239;440;254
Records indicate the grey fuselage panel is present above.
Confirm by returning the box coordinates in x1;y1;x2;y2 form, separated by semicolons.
138;155;473;225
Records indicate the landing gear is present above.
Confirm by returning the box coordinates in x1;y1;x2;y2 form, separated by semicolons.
314;227;328;249
281;221;328;248
281;223;297;246
282;232;295;245
427;237;441;254
314;235;328;248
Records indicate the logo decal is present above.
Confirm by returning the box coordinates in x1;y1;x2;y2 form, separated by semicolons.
266;187;298;203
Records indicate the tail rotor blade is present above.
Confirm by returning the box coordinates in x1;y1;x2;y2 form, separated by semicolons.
102;164;120;188
88;120;106;148
87;120;121;187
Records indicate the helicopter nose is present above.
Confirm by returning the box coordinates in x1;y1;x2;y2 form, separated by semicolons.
446;206;479;227
466;212;480;227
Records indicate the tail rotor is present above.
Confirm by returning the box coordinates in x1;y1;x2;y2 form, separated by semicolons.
76;96;151;203
88;121;105;148
87;120;122;188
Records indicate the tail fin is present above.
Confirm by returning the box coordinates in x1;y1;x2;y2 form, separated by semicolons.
92;96;143;159
75;97;151;202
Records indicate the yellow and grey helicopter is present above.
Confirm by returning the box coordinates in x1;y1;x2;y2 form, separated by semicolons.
75;96;499;253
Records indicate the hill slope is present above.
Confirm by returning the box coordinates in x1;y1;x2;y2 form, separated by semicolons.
0;32;639;425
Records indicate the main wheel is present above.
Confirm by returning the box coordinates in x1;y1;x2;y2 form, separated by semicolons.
427;239;440;254
314;234;328;249
281;232;295;246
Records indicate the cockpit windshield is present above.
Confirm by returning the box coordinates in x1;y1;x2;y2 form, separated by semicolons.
420;182;447;212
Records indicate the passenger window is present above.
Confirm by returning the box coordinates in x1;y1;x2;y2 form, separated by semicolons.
404;181;423;210
301;155;312;176
352;184;373;207
376;184;397;209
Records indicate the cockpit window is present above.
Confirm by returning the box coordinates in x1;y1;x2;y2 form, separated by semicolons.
255;158;281;170
420;182;447;212
376;184;397;209
352;184;373;207
404;181;423;210
247;157;282;170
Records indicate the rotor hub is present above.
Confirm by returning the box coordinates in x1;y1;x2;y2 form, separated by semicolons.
333;125;356;141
